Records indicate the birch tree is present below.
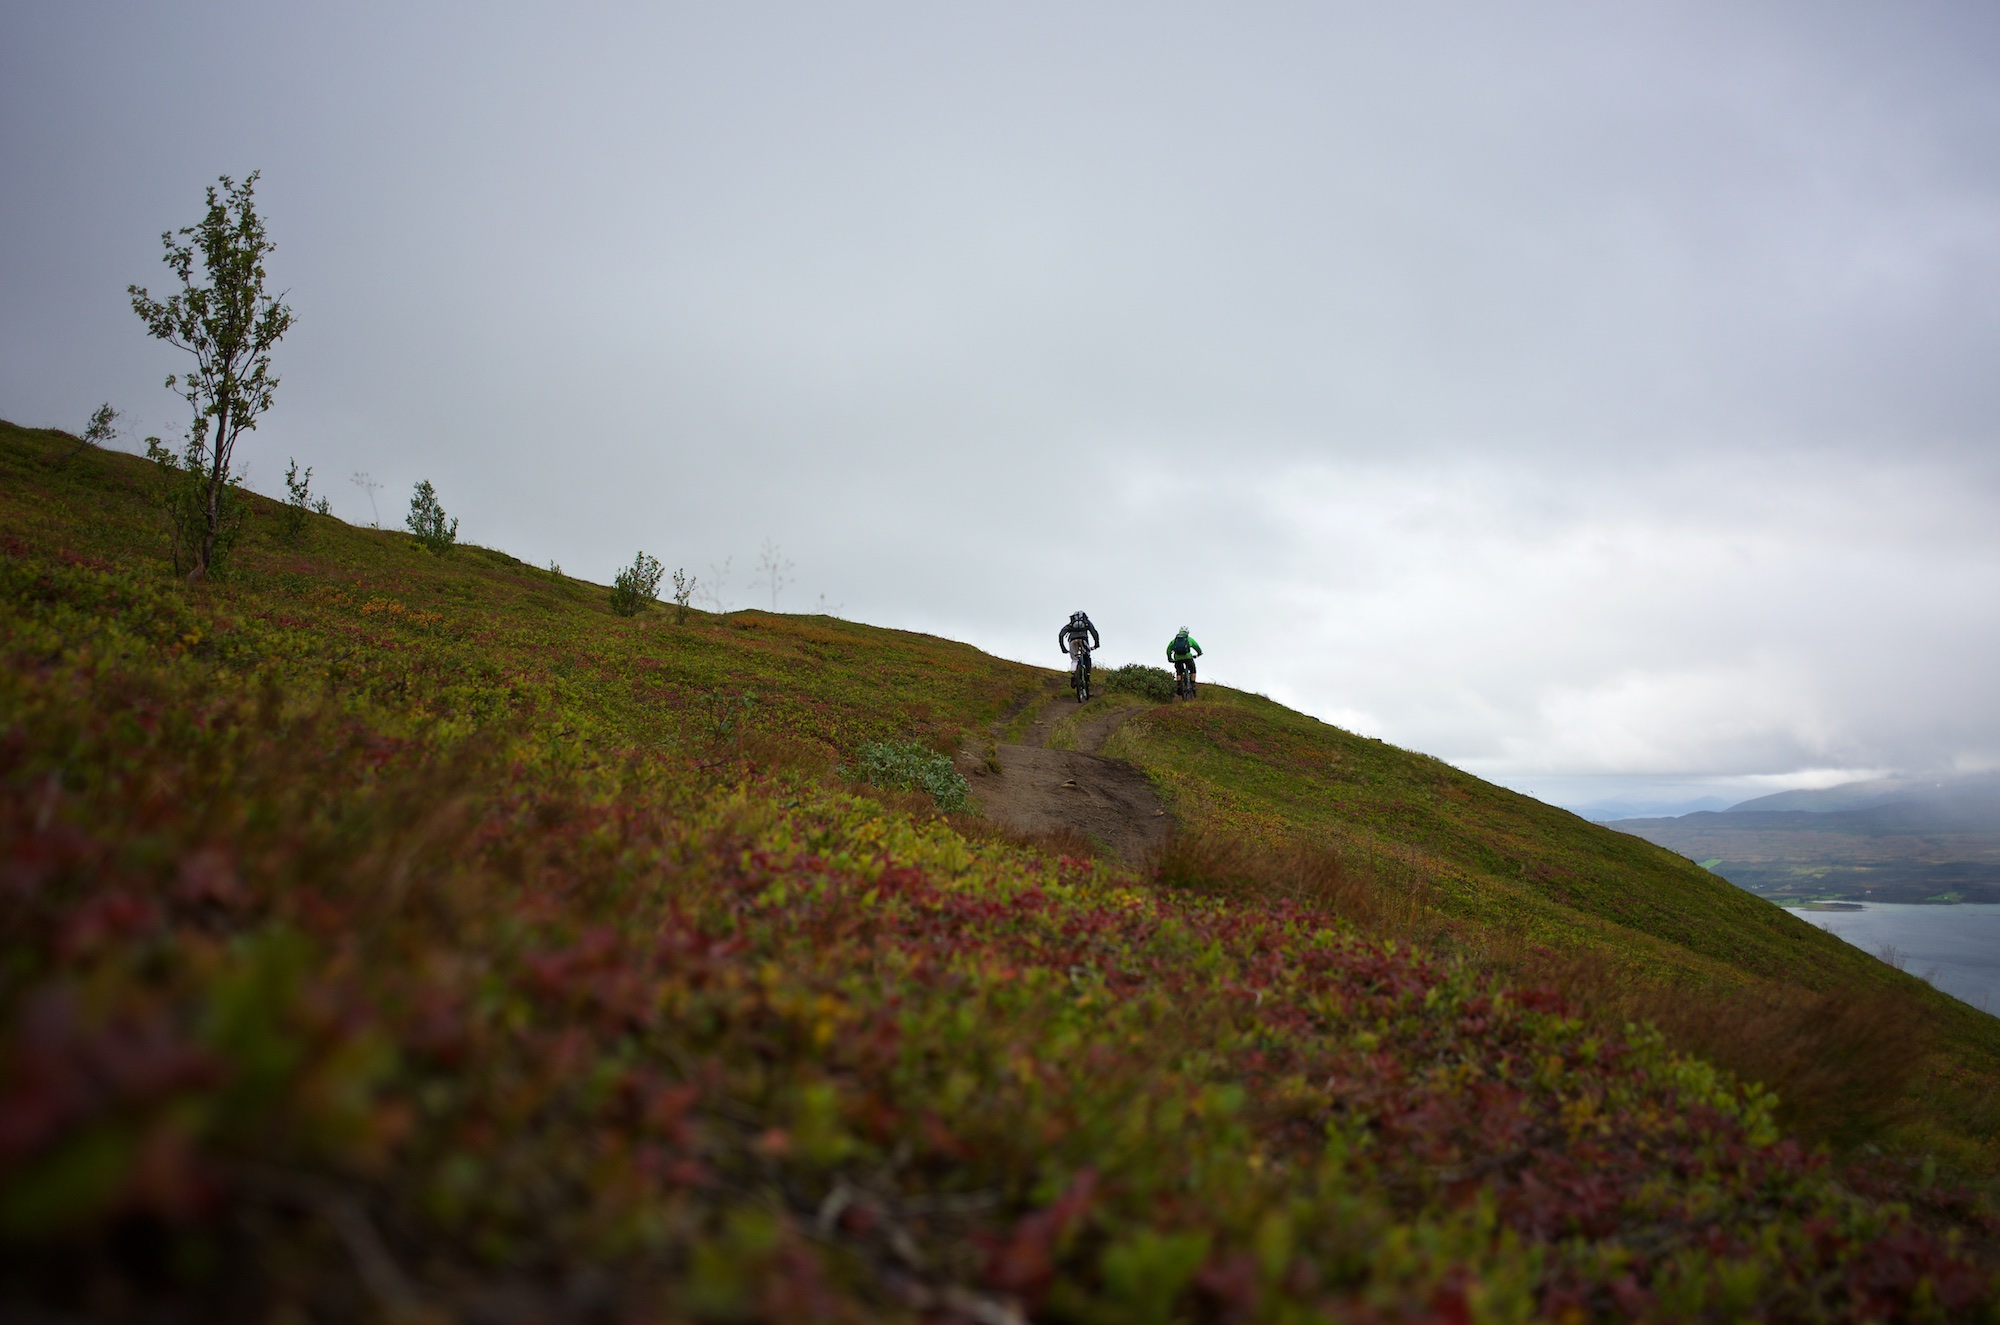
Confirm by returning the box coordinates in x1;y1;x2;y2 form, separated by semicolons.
130;172;294;580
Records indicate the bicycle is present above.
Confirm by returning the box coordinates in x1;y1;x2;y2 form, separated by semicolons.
1173;657;1197;701
1070;644;1093;703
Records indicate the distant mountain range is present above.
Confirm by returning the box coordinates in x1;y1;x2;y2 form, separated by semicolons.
1605;772;2000;904
1728;771;2000;821
1573;795;1735;821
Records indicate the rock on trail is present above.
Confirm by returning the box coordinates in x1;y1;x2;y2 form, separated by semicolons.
956;694;1170;865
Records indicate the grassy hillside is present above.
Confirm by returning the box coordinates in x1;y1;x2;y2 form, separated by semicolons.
1100;680;2000;1170
2;420;1995;1321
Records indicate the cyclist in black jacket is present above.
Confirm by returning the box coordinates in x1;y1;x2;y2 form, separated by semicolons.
1058;610;1101;656
1059;611;1100;698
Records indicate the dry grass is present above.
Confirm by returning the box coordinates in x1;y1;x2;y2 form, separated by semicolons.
1148;826;1431;938
1659;981;1929;1148
1473;937;1930;1150
953;817;1110;864
1151;825;1928;1152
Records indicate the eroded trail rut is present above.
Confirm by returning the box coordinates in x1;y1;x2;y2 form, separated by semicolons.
955;694;1170;865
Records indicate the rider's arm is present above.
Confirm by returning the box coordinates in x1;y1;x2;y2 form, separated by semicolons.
1088;621;1101;649
1191;638;1203;657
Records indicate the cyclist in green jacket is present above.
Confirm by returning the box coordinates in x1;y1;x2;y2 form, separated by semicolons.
1166;627;1203;695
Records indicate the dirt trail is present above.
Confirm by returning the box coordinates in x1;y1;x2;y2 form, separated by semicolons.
957;692;1169;865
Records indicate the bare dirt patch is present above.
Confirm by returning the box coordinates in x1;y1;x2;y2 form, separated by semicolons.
957;695;1169;864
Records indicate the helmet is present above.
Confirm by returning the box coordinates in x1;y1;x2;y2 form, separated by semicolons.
1177;626;1189;635
1072;610;1086;621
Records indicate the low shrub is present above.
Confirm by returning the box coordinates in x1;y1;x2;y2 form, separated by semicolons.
279;458;329;545
1506;942;1934;1151
1104;662;1175;703
406;479;458;555
1152;826;1420;934
52;402;119;466
852;738;970;812
610;550;665;617
670;566;697;623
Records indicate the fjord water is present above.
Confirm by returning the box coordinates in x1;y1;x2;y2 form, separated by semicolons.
1800;904;2000;1014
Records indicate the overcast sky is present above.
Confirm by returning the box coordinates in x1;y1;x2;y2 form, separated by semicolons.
5;1;1999;813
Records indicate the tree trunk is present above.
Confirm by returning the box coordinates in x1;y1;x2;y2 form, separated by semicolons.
192;396;230;583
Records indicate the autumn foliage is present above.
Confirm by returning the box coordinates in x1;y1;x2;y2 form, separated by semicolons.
1;422;1995;1320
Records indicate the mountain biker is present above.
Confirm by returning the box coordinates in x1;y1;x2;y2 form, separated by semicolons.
1059;610;1100;692
1166;627;1203;691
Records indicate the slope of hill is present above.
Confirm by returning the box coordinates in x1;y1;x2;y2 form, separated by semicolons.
2;420;1995;1321
1095;691;2000;1156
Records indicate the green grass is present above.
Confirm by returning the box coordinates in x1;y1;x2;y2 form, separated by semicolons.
1102;683;2000;1169
1044;690;1147;751
3;419;1995;1320
0;424;1044;769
